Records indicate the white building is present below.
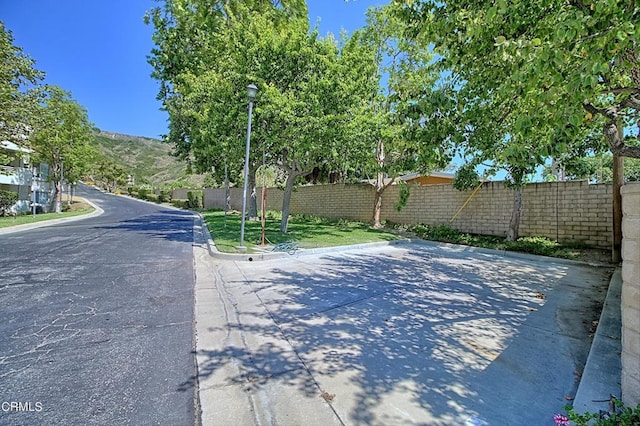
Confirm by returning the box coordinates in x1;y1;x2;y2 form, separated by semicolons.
0;140;51;213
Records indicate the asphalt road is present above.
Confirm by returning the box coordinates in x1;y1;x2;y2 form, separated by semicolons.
0;185;199;425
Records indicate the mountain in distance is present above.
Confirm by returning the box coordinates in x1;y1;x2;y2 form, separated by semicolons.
92;130;205;187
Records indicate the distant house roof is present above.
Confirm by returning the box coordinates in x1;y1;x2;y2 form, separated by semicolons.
400;171;455;182
0;140;33;154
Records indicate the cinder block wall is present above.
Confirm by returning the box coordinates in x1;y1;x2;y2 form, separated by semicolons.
187;180;613;248
621;182;640;406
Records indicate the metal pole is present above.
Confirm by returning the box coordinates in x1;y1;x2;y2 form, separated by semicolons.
239;99;254;251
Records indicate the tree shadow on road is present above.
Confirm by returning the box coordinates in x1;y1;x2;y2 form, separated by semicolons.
94;211;196;243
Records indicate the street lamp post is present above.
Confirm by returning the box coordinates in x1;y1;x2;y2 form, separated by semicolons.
238;83;258;251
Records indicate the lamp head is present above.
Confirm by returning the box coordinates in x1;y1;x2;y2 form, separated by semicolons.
247;84;258;101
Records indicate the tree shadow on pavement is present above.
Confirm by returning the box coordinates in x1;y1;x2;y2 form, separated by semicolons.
191;243;611;425
94;211;196;243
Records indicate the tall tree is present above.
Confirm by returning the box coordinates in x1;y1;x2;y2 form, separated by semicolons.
145;0;309;220
355;6;451;228
30;86;94;213
0;22;43;163
391;0;640;240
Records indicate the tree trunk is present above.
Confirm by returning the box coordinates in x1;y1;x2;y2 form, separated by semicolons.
373;138;386;228
372;171;385;229
53;180;62;213
280;172;297;234
506;189;522;241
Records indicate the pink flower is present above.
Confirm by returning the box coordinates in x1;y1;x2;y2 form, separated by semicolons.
554;414;569;426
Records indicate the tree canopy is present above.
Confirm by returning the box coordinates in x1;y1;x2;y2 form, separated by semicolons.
30;85;95;212
0;22;43;163
391;0;640;163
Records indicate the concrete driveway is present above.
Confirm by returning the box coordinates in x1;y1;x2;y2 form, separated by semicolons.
193;240;612;425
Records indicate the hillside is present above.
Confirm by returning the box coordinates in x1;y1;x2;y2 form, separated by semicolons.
92;131;205;187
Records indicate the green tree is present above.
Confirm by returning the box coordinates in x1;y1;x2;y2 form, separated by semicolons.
356;6;452;228
145;0;309;221
30;85;94;213
390;0;640;240
0;22;43;163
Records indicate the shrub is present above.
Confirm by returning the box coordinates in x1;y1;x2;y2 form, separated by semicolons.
158;189;172;203
187;190;203;209
127;186;138;196
137;188;149;200
562;399;640;425
172;199;190;209
0;190;18;215
146;193;159;202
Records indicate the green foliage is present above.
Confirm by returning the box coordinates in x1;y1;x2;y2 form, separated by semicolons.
187;190;203;209
92;132;205;187
564;399;640;425
146;193;160;203
30;85;95;211
390;0;640;163
394;181;411;211
405;224;591;259
0;190;18;213
137;188;149;199
171;199;190;209
453;164;481;191
158;189;172;203
0;22;43;161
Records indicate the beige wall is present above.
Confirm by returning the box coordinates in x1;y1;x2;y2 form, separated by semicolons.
621;182;640;406
186;180;613;247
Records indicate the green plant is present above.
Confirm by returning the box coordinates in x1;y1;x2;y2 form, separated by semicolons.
560;398;640;425
0;190;18;215
505;236;559;256
172;199;190;209
158;189;172;203
146;193;159;202
187;190;203;209
394;181;411;212
137;188;149;200
127;186;138;196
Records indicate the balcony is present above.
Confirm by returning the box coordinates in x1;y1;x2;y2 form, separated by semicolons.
0;166;32;186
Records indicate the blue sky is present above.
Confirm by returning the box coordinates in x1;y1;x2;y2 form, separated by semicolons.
1;0;385;139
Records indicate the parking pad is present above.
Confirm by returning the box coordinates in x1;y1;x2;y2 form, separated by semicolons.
196;242;611;425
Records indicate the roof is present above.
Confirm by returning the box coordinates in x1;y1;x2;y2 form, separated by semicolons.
400;171;456;181
0;140;33;154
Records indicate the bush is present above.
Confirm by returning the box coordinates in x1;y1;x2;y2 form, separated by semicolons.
127;186;138;196
137;188;149;200
158;189;172;203
146;193;159;202
562;399;640;425
187;190;203;209
0;190;18;215
172;199;190;209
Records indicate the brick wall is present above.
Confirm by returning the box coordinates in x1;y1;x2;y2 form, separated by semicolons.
186;180;613;248
621;182;640;405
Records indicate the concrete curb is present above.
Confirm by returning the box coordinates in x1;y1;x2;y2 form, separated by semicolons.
0;197;104;235
572;268;622;415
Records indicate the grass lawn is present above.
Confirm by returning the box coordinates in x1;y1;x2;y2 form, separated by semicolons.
202;210;401;253
0;200;94;229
